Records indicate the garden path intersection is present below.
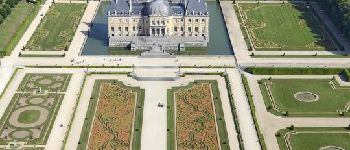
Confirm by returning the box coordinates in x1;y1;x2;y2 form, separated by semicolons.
0;0;350;150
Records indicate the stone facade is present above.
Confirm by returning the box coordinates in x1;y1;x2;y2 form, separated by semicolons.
107;0;209;51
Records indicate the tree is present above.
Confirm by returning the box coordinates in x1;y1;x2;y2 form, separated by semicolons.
0;15;3;25
6;0;16;8
0;0;3;4
0;7;8;18
3;4;11;15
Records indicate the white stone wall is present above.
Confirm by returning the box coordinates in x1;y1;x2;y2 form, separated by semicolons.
108;15;209;38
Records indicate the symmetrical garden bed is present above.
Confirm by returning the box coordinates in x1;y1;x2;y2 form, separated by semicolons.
167;80;230;150
259;78;350;117
0;73;71;146
237;3;337;51
77;80;144;150
276;127;350;150
26;3;86;51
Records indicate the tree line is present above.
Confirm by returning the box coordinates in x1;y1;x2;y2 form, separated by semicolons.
0;0;36;25
319;0;350;42
0;0;22;24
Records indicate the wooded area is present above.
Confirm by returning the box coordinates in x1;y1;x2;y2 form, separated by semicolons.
320;0;350;42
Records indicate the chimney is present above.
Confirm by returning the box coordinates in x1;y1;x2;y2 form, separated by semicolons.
129;0;132;13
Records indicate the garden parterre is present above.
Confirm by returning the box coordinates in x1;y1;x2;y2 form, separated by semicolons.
167;80;230;150
77;80;144;150
26;3;86;51
259;78;350;117
237;3;337;51
0;73;71;147
276;127;350;150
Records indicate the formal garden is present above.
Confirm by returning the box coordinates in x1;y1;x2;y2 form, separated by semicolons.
276;127;350;150
167;80;230;150
0;73;71;146
77;80;144;150
259;78;350;117
236;3;338;51
26;3;86;51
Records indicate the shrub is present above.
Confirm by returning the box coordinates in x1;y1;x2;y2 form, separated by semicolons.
275;132;280;137
0;0;2;3
0;7;8;18
5;0;16;8
344;69;350;82
0;15;3;24
3;4;11;15
288;125;295;130
247;67;345;75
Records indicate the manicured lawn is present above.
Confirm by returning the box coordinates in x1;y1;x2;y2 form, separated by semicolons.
77;80;144;150
167;80;230;150
259;79;350;117
238;3;336;51
0;1;36;52
276;128;350;150
26;3;86;51
18;110;41;124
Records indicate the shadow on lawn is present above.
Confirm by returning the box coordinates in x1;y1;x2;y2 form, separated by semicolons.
290;2;341;52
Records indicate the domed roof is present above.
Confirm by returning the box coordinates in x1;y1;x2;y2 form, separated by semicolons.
147;0;171;16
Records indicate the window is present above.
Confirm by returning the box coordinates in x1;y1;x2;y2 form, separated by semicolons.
125;27;128;32
181;27;183;31
139;26;142;31
111;27;115;32
152;21;155;25
189;19;192;23
111;34;114;36
162;21;165;25
180;19;183;22
157;21;160;25
195;19;199;23
202;27;206;32
118;27;122;31
174;27;178;32
195;27;198;32
188;27;191;32
133;27;136;31
202;19;205;22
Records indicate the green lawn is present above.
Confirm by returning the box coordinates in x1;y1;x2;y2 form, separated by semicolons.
239;3;336;51
0;1;36;52
276;128;350;150
259;79;350;117
18;110;41;124
26;3;86;51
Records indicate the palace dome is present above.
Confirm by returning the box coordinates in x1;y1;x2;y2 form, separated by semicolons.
147;0;171;16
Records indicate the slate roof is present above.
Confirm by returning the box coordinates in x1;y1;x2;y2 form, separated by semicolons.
107;0;209;17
